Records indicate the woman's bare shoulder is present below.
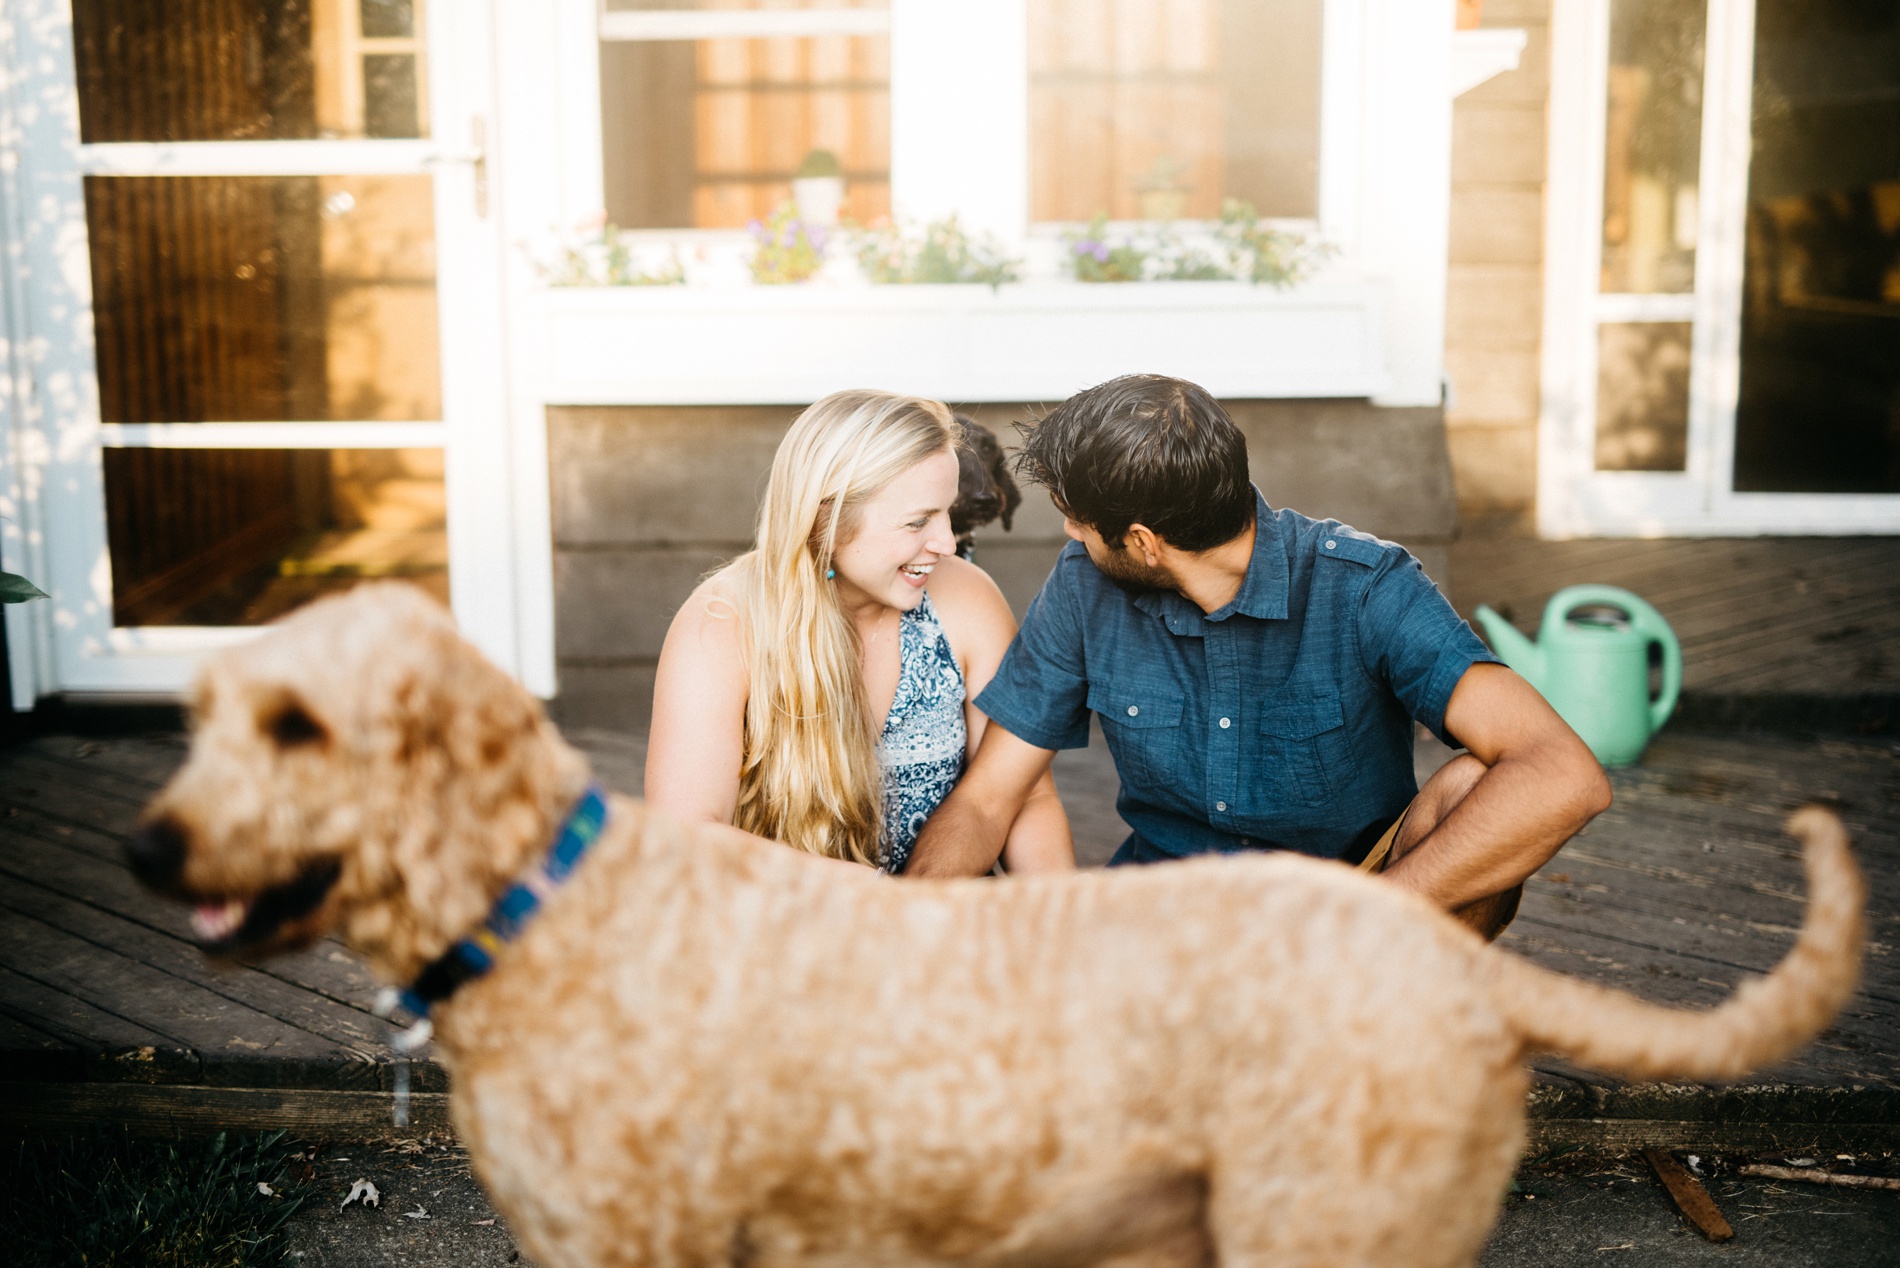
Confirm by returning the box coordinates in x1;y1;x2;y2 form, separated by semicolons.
925;556;1017;659
664;567;748;664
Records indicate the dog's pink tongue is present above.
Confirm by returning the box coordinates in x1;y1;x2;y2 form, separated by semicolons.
191;899;247;942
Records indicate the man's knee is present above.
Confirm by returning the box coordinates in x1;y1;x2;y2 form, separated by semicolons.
1395;753;1485;853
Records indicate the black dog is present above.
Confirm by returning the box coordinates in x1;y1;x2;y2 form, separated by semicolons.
949;415;1021;562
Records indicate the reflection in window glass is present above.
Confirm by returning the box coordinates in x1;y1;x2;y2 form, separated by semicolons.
86;175;440;423
1028;0;1321;222
1596;322;1691;471
1733;0;1900;493
1599;0;1704;294
72;0;428;142
600;33;890;229
103;447;448;627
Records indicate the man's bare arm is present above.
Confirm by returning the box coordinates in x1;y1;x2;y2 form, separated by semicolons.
999;767;1076;874
906;724;1056;877
1382;663;1612;909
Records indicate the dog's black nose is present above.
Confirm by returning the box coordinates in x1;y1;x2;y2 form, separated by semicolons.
125;816;187;890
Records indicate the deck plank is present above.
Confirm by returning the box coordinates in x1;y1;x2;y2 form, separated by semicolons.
1502;919;1887;1087
0;859;383;1055
29;733;188;789
0;962;180;1050
0;896;348;1062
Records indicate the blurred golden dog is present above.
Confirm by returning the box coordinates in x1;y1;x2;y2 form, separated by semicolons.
128;584;1864;1268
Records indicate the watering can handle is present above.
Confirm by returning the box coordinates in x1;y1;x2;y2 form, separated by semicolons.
1551;585;1681;731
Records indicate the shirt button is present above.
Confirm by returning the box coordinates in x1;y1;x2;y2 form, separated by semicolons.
1126;705;1139;717
1215;801;1227;812
1219;716;1231;729
1324;539;1337;550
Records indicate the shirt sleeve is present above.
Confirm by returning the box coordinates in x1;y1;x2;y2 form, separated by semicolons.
1355;550;1500;747
971;552;1094;751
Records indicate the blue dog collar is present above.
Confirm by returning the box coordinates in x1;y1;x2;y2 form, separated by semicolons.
393;783;609;1020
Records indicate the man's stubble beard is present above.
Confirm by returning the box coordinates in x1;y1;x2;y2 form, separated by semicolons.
1091;542;1175;596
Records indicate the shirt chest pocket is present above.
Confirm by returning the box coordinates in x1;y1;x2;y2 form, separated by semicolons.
1088;684;1185;790
1251;693;1351;809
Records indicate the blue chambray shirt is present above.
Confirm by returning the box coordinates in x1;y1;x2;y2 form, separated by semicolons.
974;490;1499;862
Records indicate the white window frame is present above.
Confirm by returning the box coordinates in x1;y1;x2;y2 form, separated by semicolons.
1539;0;1900;537
0;0;528;705
526;0;1459;402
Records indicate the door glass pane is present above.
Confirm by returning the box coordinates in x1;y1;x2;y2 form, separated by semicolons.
600;23;891;229
1733;0;1900;493
72;0;429;142
103;448;448;626
86;175;440;423
1599;0;1704;294
1028;0;1322;222
1596;322;1691;471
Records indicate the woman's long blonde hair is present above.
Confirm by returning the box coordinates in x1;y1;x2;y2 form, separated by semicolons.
721;390;958;865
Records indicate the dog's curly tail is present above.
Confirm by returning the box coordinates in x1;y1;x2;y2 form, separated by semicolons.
1484;806;1865;1082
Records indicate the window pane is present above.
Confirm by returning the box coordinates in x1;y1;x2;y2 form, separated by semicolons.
1599;0;1704;294
73;0;429;142
103;447;447;626
1028;0;1321;222
1596;322;1691;471
359;0;415;39
1733;0;1900;493
600;34;891;229
86;175;440;423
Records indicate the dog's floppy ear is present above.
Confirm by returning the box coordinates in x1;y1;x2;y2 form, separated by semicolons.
383;613;543;779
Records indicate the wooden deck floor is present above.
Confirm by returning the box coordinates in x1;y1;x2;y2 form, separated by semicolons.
1;719;1894;1147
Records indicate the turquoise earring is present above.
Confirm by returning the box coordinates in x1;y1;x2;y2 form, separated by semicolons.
826;568;836;580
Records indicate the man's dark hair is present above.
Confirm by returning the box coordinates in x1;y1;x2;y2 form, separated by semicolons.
1015;375;1254;552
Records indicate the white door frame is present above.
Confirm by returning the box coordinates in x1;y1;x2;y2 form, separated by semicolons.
0;0;522;704
1539;0;1900;537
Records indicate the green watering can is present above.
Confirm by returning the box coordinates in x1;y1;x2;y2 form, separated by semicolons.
1473;585;1681;768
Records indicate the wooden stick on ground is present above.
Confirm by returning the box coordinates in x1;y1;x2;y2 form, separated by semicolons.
1644;1148;1735;1242
1740;1165;1900;1192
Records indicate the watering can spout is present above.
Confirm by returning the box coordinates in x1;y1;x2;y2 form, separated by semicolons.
1473;605;1544;687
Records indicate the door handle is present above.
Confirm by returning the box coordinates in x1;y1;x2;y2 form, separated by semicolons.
422;117;488;218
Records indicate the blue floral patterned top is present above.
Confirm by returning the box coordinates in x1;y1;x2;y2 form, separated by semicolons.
877;591;967;873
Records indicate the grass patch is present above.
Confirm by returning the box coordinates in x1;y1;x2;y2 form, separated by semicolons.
0;1127;308;1267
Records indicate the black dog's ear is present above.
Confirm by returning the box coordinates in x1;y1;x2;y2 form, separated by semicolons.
988;442;1022;532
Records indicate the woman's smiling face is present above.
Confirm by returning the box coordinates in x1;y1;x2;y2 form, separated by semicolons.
831;448;959;614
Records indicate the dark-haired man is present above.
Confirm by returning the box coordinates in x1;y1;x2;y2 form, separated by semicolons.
905;375;1609;937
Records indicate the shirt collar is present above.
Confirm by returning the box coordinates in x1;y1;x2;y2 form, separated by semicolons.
1133;489;1288;627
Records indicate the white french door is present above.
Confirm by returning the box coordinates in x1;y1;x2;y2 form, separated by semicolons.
1540;0;1900;537
0;0;517;702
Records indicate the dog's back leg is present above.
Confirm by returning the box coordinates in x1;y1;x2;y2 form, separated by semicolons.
1203;1165;1500;1268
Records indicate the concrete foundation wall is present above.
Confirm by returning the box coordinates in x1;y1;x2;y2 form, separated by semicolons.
549;399;1456;730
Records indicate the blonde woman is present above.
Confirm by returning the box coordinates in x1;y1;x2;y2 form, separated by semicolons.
645;390;1075;873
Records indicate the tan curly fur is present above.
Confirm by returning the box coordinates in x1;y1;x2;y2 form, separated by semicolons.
138;584;1865;1268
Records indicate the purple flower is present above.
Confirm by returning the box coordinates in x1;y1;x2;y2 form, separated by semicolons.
1090;244;1109;262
